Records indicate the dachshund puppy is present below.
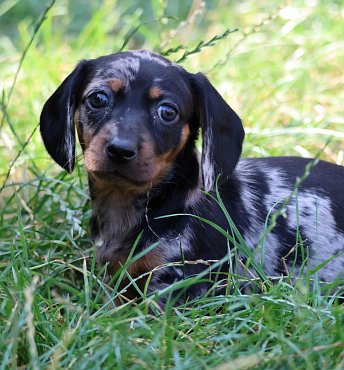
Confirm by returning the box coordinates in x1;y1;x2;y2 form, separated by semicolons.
40;50;344;302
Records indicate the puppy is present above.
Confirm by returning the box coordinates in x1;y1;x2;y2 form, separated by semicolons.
40;50;344;303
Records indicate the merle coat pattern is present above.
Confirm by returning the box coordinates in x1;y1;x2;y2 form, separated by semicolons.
40;50;344;303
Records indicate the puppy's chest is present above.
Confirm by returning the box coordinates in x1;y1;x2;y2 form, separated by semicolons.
92;198;144;257
91;198;192;276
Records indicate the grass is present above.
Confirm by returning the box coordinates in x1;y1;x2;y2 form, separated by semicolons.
0;0;343;369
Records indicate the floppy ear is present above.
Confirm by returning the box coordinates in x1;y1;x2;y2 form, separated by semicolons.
192;73;245;191
40;61;90;172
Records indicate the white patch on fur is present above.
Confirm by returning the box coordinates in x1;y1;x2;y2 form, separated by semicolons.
185;150;205;209
233;160;344;280
64;102;74;171
92;56;140;85
131;50;171;67
161;226;194;256
235;160;281;275
85;52;175;99
185;187;203;209
201;122;215;192
111;56;140;81
261;165;344;281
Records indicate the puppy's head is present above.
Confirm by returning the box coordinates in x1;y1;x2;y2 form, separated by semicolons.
40;50;244;194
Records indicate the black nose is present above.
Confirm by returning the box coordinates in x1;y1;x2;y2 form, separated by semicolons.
106;138;137;162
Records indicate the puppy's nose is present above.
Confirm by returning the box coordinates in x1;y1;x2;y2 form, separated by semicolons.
106;138;137;162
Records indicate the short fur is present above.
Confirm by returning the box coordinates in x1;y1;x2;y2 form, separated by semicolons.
40;50;344;303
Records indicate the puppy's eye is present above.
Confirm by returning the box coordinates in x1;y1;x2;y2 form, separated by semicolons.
88;92;109;109
157;104;178;122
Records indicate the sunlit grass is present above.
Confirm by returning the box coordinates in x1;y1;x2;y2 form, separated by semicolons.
0;1;343;369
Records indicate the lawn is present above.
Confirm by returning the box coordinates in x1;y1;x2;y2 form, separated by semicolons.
0;0;343;369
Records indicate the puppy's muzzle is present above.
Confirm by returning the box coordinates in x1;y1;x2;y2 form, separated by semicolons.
106;138;137;163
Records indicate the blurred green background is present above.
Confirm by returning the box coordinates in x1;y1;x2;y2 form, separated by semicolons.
1;0;343;190
1;0;343;189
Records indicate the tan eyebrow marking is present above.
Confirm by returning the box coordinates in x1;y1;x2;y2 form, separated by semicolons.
148;86;164;99
109;78;124;92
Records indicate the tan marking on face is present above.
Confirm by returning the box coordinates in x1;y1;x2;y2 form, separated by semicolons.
109;78;123;92
82;131;93;149
83;123;190;196
74;109;80;139
148;86;163;99
74;109;93;150
83;127;155;197
150;123;191;181
90;174;153;198
179;123;190;149
83;122;117;170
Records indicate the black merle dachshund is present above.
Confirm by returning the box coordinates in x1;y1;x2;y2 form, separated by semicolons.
40;50;344;303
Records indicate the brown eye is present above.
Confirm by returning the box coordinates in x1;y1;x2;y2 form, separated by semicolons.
88;92;109;109
157;103;178;122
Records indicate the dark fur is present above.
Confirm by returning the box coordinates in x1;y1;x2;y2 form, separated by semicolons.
40;50;344;304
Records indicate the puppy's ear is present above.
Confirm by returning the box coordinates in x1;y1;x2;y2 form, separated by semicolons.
192;73;245;191
40;61;90;172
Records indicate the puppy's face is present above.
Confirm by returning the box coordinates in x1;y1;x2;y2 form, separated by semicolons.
75;51;194;191
40;50;244;194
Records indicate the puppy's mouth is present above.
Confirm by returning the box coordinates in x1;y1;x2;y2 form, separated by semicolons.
90;169;149;186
